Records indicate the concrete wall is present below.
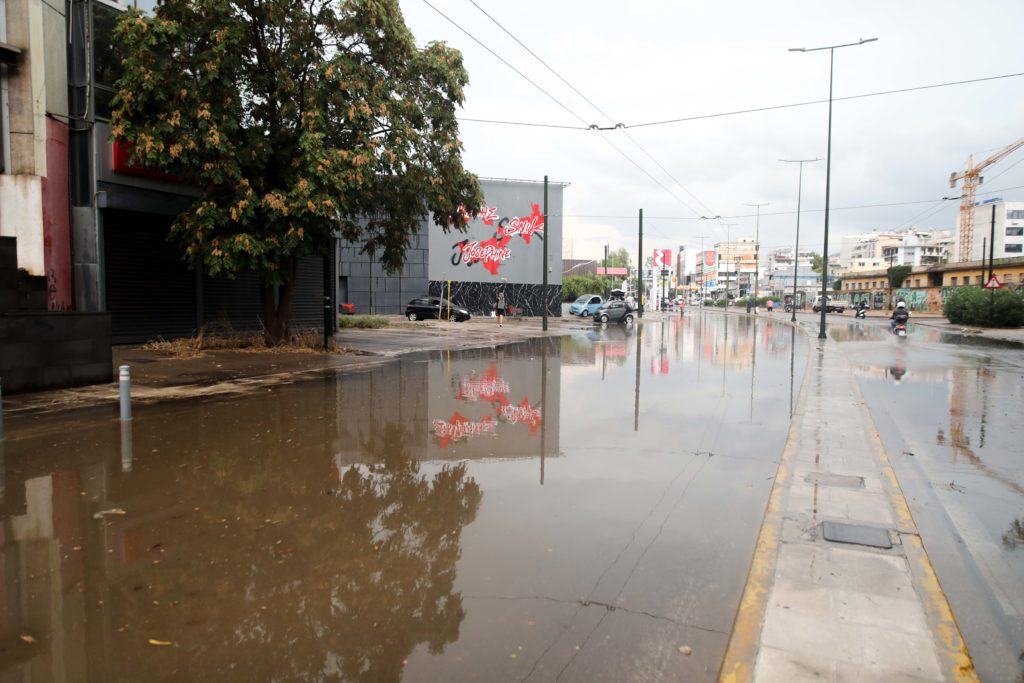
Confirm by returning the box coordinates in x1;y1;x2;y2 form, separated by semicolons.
0;312;112;392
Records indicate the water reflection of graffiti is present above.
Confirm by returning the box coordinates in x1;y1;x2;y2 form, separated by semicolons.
500;399;542;433
457;366;510;404
433;411;496;448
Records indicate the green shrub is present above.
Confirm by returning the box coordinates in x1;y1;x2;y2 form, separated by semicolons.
943;287;1024;327
337;315;390;329
562;274;610;301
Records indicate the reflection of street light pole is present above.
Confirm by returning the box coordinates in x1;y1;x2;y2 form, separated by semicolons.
790;37;877;339
781;158;820;322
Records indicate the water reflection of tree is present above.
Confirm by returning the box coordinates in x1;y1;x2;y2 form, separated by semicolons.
121;422;482;681
1003;517;1024;550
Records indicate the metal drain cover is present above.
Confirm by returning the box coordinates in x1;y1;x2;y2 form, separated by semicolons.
804;473;865;488
822;521;892;549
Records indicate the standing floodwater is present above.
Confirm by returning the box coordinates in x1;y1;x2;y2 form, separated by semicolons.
1;312;805;681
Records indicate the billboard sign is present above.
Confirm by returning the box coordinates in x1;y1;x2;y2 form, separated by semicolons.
428;179;563;285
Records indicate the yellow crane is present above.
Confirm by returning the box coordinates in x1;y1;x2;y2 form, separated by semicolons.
950;137;1024;262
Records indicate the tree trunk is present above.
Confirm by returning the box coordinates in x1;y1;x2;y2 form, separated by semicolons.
260;258;297;346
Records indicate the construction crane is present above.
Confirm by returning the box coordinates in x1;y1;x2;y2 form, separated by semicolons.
950;137;1024;262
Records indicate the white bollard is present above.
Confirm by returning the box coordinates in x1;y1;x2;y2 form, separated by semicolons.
119;365;132;421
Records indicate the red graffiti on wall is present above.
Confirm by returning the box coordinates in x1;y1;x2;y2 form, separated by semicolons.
458;237;513;276
452;203;546;275
498;204;545;244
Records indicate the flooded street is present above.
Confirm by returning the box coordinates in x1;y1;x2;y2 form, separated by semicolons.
831;318;1024;682
1;313;805;681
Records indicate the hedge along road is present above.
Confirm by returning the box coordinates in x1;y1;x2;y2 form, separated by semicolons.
0;311;805;681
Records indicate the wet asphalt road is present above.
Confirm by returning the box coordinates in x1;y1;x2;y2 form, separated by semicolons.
0;312;805;682
828;316;1024;682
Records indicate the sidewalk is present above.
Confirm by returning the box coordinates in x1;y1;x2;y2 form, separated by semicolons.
719;333;978;682
0;314;588;419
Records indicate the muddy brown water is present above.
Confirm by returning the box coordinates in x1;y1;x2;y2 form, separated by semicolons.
0;313;805;682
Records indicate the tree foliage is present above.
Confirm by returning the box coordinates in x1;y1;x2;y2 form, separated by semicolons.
887;265;912;291
562;275;605;301
809;252;823;273
605;248;631;268
111;0;482;343
943;287;1024;327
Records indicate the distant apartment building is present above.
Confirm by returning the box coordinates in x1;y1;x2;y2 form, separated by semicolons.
882;230;952;268
961;199;1024;261
766;247;815;273
715;237;758;297
840;229;953;273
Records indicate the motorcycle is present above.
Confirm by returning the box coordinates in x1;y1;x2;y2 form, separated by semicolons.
892;322;908;338
854;306;867;319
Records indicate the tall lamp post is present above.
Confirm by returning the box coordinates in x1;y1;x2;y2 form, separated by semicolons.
790;37;877;339
780;158;820;322
744;202;770;308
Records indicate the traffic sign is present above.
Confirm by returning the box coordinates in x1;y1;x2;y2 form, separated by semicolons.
984;275;1002;289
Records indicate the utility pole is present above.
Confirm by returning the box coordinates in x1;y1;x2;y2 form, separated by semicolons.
542;175;549;331
745;202;770;309
720;223;738;301
638;209;644;317
604;243;609;297
781;159;820;322
696;237;704;307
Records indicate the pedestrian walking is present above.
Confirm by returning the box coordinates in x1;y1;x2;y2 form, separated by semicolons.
746;299;753;314
766;299;774;314
495;290;506;327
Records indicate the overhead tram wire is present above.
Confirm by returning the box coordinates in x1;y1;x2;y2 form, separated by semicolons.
557;184;1024;222
419;0;590;127
461;0;722;237
456;71;1024;130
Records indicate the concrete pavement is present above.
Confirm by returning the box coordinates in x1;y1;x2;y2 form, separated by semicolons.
719;327;978;682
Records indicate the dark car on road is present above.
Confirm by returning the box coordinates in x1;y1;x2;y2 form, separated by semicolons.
405;297;471;322
592;300;636;325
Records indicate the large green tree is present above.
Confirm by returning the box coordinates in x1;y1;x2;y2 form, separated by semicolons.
111;0;482;344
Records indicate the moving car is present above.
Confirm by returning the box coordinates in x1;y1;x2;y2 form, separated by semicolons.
592;300;635;325
569;294;604;317
405;297;471;322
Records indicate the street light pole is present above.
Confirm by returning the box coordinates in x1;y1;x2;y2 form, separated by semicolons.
790;37;877;339
781;158;820;322
720;222;738;302
744;202;770;309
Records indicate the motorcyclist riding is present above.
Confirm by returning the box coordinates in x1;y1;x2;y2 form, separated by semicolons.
890;301;910;333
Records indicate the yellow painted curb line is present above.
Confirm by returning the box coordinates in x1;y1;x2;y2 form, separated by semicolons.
718;334;978;683
849;363;979;682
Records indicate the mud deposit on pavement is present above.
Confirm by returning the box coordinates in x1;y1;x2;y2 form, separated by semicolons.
1;313;805;681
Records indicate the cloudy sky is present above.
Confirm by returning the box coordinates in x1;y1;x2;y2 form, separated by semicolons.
397;0;1024;263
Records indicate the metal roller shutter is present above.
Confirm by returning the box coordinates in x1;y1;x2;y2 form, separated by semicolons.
203;269;262;333
103;209;197;343
288;256;324;330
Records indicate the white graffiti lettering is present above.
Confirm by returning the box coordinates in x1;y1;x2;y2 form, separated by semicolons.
459;241;512;264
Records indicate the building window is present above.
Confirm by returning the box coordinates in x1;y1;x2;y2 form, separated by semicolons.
1006;244;1023;253
92;3;125;120
1007;227;1024;237
1008;209;1024;220
951;277;958;285
914;278;921;287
